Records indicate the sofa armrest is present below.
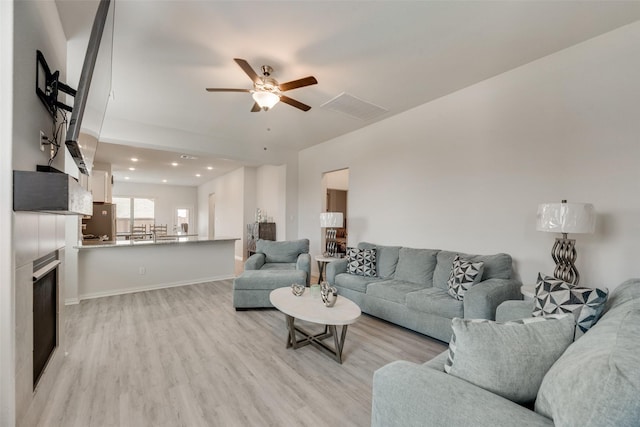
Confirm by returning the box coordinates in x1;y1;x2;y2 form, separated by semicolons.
496;300;535;322
372;361;553;427
244;253;265;270
326;258;348;284
296;253;311;286
464;278;522;320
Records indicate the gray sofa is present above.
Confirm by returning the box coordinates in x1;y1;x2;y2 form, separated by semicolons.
371;278;640;427
326;242;521;342
232;239;311;309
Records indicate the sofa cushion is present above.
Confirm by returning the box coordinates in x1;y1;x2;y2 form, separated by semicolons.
444;314;575;404
604;278;640;314
346;247;377;277
535;309;640;426
447;255;485;301
256;239;309;263
393;248;438;286
433;251;512;290
367;280;425;304
259;263;296;271
334;273;381;293
359;242;401;279
533;274;608;338
406;287;463;319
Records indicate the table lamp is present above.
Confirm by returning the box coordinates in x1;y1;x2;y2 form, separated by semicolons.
536;200;595;285
320;212;344;256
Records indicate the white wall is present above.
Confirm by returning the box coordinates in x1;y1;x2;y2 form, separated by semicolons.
0;1;14;425
256;164;287;240
197;167;247;259
113;181;197;233
299;22;640;290
9;0;71;425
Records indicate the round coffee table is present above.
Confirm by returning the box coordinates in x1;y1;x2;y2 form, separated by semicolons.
269;287;361;363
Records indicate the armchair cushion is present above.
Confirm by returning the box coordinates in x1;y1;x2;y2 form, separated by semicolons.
256;239;309;263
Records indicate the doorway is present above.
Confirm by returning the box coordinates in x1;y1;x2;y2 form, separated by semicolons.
322;169;349;256
208;193;216;239
175;207;192;234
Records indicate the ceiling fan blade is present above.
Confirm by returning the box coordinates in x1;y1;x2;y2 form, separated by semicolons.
280;95;311;111
250;102;261;112
234;58;261;84
279;76;318;92
206;88;251;92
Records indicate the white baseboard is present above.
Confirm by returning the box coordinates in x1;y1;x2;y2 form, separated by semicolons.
77;274;236;302
64;298;80;306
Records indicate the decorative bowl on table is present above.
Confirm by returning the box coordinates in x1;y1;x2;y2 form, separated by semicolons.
291;283;305;296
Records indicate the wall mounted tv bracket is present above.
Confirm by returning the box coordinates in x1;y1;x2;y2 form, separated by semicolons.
36;50;76;118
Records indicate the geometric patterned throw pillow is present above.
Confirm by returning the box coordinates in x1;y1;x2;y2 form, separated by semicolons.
346;247;377;277
447;255;485;301
533;273;609;339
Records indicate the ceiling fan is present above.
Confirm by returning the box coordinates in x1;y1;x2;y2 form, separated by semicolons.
206;58;318;112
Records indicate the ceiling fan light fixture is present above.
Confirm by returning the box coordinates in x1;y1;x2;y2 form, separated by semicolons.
252;90;280;111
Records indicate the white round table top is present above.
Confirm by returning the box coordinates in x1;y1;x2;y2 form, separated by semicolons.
269;287;361;326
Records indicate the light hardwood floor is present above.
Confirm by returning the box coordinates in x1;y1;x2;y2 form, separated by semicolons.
36;280;446;427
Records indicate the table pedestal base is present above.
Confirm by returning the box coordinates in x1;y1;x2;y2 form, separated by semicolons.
284;315;349;364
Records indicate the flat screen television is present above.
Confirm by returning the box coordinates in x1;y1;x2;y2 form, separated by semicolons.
65;0;114;176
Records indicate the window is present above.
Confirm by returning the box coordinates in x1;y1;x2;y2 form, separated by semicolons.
113;197;155;233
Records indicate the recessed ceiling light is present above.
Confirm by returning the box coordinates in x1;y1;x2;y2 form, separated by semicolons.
195;174;201;177
171;162;179;167
207;166;213;170
162;179;167;183
131;157;138;162
128;167;135;171
125;176;130;180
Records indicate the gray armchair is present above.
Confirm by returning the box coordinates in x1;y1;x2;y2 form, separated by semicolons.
233;239;311;309
245;239;311;283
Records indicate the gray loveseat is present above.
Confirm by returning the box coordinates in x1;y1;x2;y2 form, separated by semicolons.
233;239;311;309
371;279;640;427
326;242;521;342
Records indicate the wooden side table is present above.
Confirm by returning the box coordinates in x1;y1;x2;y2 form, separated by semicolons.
315;255;339;284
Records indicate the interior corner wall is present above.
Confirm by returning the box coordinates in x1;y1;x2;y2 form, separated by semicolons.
298;21;640;290
256;164;287;240
197;167;247;260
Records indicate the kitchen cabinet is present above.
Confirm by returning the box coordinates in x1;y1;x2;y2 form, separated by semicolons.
90;169;111;203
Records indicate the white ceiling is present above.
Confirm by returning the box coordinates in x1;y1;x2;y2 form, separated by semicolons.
56;1;640;186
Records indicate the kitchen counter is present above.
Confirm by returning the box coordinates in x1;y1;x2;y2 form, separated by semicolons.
76;236;238;249
74;236;239;301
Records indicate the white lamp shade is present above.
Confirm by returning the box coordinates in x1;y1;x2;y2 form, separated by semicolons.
536;202;595;234
252;91;280;110
320;212;344;228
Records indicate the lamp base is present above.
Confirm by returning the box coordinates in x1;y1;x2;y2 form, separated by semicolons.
551;236;580;285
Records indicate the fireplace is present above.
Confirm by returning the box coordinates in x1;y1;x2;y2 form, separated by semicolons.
32;251;60;389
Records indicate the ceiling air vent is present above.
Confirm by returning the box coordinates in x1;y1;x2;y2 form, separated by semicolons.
320;92;388;121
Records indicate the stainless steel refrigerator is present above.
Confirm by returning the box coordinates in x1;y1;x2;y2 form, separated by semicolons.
83;203;116;242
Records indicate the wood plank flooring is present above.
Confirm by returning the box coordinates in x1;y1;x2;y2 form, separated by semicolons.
36;280;447;427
